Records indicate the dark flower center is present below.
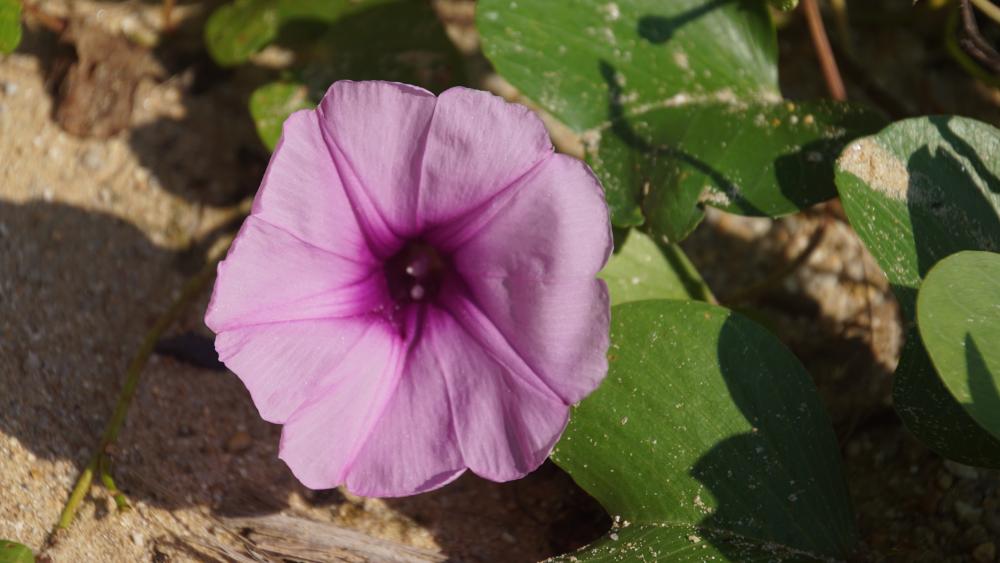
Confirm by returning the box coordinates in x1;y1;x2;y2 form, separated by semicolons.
383;240;448;305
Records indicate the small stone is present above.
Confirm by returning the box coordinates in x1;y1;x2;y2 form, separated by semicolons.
500;531;516;543
2;81;18;96
226;431;252;453
81;147;104;170
944;460;979;480
130;531;145;548
973;542;996;563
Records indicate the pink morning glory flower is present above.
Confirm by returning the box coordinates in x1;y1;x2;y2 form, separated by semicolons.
205;81;611;497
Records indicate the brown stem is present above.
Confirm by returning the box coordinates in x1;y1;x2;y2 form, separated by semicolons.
802;0;848;101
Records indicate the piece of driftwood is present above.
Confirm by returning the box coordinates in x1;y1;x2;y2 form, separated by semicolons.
223;513;447;563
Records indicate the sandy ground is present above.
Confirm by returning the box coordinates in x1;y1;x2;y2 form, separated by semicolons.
1;1;999;562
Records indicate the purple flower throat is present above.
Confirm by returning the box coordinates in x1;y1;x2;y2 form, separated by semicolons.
382;240;449;306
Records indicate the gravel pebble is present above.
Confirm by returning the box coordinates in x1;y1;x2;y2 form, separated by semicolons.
225;431;253;454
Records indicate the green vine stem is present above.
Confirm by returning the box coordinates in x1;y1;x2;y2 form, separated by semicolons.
98;445;130;512
51;199;251;539
970;0;1000;27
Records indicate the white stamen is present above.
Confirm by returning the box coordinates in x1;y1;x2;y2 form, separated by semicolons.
410;285;426;300
405;255;430;277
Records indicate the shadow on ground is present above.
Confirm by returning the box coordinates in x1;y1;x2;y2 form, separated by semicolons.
0;200;309;517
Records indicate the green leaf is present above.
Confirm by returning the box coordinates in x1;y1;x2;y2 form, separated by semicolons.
204;0;390;66
0;0;22;54
294;0;464;96
599;230;712;305
595;99;882;240
835;115;1000;466
249;81;312;151
552;300;857;561
918;251;1000;441
892;327;1000;468
0;541;34;563
477;0;884;241
241;0;465;150
835;116;1000;319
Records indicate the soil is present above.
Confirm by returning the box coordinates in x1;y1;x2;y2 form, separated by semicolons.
0;1;998;562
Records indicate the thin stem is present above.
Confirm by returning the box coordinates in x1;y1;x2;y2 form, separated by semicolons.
802;0;848;101
52;198;251;536
98;453;131;512
54;257;219;532
56;456;96;531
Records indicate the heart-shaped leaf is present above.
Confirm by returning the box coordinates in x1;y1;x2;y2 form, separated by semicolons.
292;1;463;97
599;230;712;305
835;115;1000;466
249;81;312;151
242;0;464;150
552;300;856;561
478;0;885;241
204;0;391;66
918;251;1000;442
0;541;33;563
0;0;21;54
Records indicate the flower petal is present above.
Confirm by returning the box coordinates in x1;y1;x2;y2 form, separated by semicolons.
344;311;466;496
446;153;612;276
317;81;437;239
277;319;405;490
442;153;612;403
424;306;570;482
215;317;375;424
252;109;375;262
458;277;610;405
415;87;552;228
205;216;380;333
